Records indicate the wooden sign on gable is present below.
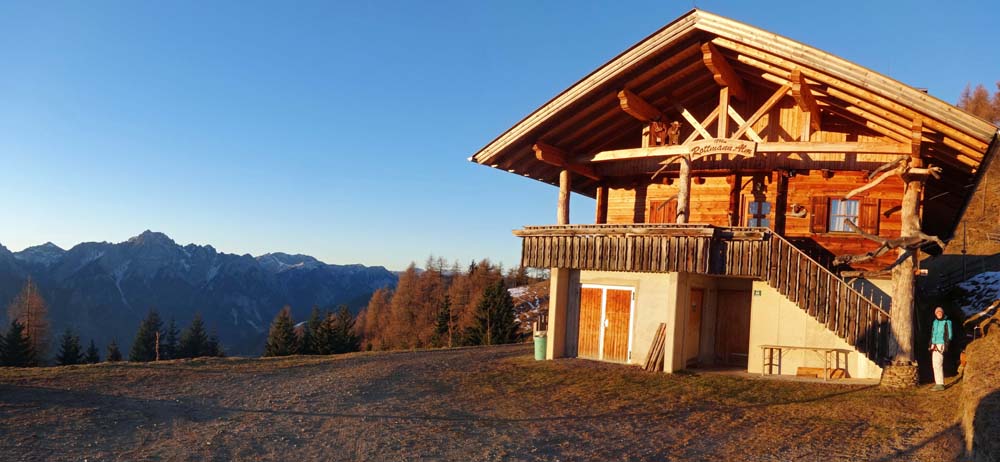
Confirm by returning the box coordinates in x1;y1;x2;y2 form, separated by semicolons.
689;138;756;157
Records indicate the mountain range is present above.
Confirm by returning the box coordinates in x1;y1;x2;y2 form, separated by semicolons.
0;231;397;356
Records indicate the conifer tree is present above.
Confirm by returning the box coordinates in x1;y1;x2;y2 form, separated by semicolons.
106;339;123;362
264;306;298;357
329;305;360;354
129;309;163;362
206;329;223;357
465;279;518;346
56;328;83;365
162;318;180;360
299;306;323;355
2;320;36;367
433;295;454;348
178;313;209;358
7;278;49;360
85;340;100;364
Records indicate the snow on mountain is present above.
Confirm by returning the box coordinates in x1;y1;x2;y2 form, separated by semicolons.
256;252;324;273
13;242;66;267
958;272;1000;317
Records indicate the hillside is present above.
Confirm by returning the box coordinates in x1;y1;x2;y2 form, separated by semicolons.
0;344;965;461
0;231;397;355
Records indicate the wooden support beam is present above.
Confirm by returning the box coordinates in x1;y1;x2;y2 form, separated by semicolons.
674;103;714;140
683;107;720;144
558;169;571;225
718;86;730;138
595;186;608;224
791;68;822;131
533;142;600;181
701;42;746;100
733;84;791;141
585;141;909;163
677;156;691;223
618;89;664;123
727;106;763;142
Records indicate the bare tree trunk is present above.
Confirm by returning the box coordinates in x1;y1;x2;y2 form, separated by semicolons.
888;174;922;363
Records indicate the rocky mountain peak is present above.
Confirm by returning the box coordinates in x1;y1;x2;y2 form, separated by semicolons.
126;230;177;247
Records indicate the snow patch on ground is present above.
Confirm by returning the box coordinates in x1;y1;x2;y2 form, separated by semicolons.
957;272;1000;317
508;287;529;298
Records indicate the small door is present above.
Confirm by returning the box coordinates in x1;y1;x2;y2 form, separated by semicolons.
714;290;752;366
576;285;635;363
602;289;632;362
685;288;704;366
578;288;603;359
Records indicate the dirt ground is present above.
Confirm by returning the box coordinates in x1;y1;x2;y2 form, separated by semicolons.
0;344;966;461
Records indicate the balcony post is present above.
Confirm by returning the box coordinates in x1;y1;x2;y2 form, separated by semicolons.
558;169;571;225
546;267;573;359
677;155;691;223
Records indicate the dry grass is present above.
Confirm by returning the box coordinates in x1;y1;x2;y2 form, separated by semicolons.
0;344;965;461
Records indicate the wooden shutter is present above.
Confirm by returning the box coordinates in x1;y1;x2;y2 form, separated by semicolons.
649;200;677;224
858;198;880;234
810;196;828;233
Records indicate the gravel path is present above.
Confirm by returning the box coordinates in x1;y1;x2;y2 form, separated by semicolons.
0;344;964;461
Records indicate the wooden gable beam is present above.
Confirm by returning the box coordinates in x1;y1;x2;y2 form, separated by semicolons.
791;69;822;132
533;142;601;181
585;141;908;163
617;89;664;122
701;42;746;100
732;84;791;141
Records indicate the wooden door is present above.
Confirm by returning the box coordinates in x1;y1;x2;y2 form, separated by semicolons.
714;290;752;366
685;288;704;366
577;288;603;359
602;289;632;363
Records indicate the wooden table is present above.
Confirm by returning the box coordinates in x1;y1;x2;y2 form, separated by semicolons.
759;345;851;381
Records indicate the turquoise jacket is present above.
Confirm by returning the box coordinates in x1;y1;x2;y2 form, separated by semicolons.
930;318;952;345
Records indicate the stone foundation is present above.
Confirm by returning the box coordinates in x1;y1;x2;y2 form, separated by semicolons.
880;362;919;389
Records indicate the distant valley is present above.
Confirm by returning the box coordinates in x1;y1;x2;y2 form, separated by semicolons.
0;231;397;355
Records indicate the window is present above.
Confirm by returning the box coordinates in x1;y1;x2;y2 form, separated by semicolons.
746;201;770;228
828;199;859;232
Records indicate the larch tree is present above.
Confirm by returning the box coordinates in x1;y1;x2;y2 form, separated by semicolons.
56;328;83;366
958;82;1000;124
264;306;298;357
7;278;49;361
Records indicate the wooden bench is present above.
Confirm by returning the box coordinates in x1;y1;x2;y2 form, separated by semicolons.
759;345;851;381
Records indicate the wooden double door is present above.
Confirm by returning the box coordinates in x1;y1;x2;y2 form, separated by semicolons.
577;285;635;363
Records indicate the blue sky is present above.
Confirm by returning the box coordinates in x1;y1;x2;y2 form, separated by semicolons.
1;0;997;271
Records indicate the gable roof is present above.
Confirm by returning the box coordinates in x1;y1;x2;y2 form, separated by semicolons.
469;9;999;198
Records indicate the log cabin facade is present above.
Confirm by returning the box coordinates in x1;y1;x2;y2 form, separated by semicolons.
471;10;1000;379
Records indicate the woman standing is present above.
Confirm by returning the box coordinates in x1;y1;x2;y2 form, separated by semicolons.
929;306;952;391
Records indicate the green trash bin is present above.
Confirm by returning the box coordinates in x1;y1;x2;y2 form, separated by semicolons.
533;333;547;361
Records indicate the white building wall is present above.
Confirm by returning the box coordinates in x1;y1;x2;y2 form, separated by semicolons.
747;280;883;379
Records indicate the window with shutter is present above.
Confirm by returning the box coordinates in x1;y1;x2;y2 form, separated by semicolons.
828;199;860;232
746;201;771;227
810;196;828;233
858;198;880;234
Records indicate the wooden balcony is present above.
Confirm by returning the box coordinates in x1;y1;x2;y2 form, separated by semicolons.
513;224;767;276
514;224;891;362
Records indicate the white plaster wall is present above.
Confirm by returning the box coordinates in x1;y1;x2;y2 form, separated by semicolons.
747;280;883;379
577;271;675;367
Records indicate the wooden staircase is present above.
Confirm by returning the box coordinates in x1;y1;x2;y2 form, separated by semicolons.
758;232;891;364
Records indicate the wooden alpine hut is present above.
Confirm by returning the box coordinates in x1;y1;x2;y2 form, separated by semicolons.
470;10;999;380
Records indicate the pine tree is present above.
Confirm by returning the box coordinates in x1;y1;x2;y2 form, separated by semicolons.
106;339;123;362
56;328;83;366
432;295;454;348
329;305;360;354
1;320;36;367
7;278;49;361
178;313;209;358
263;306;298;357
129;309;163;362
85;340;100;363
162;318;180;360
299;306;323;355
206;329;223;357
465;279;518;346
